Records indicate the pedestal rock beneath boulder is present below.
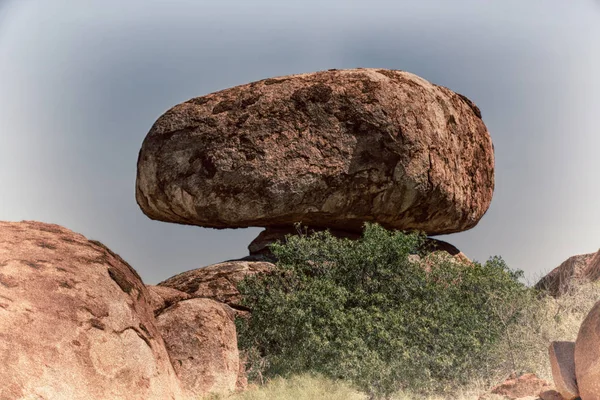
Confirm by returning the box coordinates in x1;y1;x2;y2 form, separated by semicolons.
136;68;494;236
247;226;469;262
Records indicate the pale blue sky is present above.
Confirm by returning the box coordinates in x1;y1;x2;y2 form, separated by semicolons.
1;0;599;284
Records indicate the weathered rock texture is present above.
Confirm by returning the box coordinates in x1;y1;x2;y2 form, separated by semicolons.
0;221;184;400
136;68;494;235
575;299;600;399
548;341;578;400
535;251;600;297
158;260;274;315
155;298;240;396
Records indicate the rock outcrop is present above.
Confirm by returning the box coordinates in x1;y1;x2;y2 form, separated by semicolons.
582;250;600;283
156;299;241;396
535;251;600;297
0;221;184;400
136;68;494;236
158;260;274;315
548;341;578;400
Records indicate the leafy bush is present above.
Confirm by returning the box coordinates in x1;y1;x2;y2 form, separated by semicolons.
236;224;531;399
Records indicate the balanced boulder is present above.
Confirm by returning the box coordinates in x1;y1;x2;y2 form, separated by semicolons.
0;221;184;400
136;68;494;235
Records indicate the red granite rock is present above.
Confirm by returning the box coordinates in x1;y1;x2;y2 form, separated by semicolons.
136;68;494;235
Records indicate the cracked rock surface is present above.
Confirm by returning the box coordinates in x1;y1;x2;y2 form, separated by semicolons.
136;68;494;235
0;221;184;400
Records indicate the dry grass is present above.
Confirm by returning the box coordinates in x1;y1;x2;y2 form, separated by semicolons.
493;279;600;381
208;373;491;400
210;374;366;400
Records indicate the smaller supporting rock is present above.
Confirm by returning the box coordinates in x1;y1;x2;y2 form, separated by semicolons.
156;298;240;397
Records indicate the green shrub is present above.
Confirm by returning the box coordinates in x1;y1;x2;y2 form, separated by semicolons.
236;224;531;399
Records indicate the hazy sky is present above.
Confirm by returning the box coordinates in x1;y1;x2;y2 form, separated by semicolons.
1;0;599;284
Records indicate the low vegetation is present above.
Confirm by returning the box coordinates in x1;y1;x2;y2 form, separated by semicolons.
235;224;536;399
219;277;600;400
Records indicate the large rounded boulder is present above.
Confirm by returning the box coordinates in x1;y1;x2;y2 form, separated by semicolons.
0;221;184;400
136;68;494;235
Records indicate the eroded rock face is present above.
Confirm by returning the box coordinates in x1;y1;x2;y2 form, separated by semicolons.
575;299;600;399
158;260;274;314
155;298;240;397
0;221;184;400
136;68;494;235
